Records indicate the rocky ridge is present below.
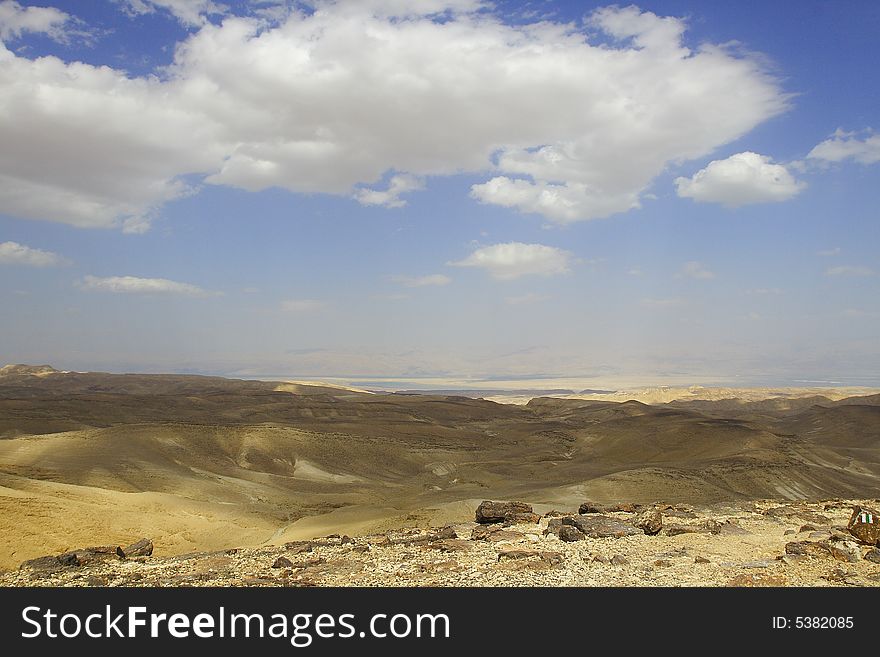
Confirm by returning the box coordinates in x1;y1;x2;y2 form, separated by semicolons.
2;499;879;588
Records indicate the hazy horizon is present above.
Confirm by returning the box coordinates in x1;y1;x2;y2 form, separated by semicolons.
1;1;879;386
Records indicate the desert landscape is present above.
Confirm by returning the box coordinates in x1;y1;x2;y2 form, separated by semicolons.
0;363;878;586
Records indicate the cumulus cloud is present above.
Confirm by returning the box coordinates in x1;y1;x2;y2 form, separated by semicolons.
391;273;451;287
449;242;572;280
825;266;874;277
675;152;805;207
116;0;228;27
280;298;327;312
0;240;65;266
355;174;424;208
807;129;880;165
80;275;215;296
676;261;715;280
0;3;788;230
0;0;71;41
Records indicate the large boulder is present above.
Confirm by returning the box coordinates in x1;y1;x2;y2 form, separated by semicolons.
123;538;153;558
634;509;663;535
475;500;533;524
847;505;880;545
558;525;585;542
563;514;643;538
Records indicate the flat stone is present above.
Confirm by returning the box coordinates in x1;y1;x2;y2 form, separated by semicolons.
428;539;472;553
123;538;153;558
563;514;642;538
726;573;787;587
558;525;585;542
475;500;533;524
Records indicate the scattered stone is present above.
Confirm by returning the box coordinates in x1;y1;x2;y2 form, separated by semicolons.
563;515;642;539
429;539;472;553
558;525;585;542
610;503;640;514
272;556;294;569
485;530;524;543
799;524;817;533
664;524;706;536
543;510;566;518
496;547;561;563
578;501;607;514
59;546;125;566
808;531;832;540
122;538;153;558
543;518;564;537
654;559;673;568
694;556;711;564
777;555;807;565
784;530;795;535
847;505;880;545
610;555;629;566
471;525;501;541
726;573;786;587
634;509;663;535
591;555;610;564
475;500;533;524
86;575;106;587
740;560;772;569
865;549;880;564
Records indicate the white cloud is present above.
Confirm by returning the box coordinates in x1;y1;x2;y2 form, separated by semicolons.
355;174;424;208
676;261;715;280
449;242;572;280
391;273;451;287
807;129;880;165
0;3;788;230
675;152;805;207
280;298;327;312
745;287;783;296
628;268;643;276
116;0;228;27
0;0;71;41
0;240;65;266
505;292;550;306
825;265;874;277
80;275;215;296
817;247;841;257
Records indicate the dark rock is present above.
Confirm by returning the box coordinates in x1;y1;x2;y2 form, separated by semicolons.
502;512;541;526
799;524;817;533
694;556;711;564
86;576;106;587
543;510;566;518
58;546;125;566
475;500;533;524
610;555;629;566
563;514;642;538
123;538;153;558
20;556;64;571
485;530;524;543
433;526;458;540
828;538;861;563
784;541;831;558
272;556;294;569
634;509;663;535
429;539;471;553
654;559;673;568
578;501;607;514
664;525;707;536
472;525;501;540
864;549;880;564
784;529;795;535
283;541;315;554
543;518;564;537
726;573;786;587
847;505;880;545
558;525;585;542
591;554;610;564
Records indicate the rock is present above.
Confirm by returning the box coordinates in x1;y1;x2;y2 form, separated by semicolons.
503;512;541;526
610;555;629;566
123;538;153;558
558;526;585;542
475;500;533;524
847;505;880;545
433;526;458;540
563;514;642;538
543;518;564;537
86;576;107;587
634;509;663;535
799;524;817;533
784;541;831;558
828;539;861;563
664;524;707;536
808;531;832;540
777;555;807;565
726;573;787;587
864;549;880;564
272;556;294;568
784;530;795;535
591;554;610;564
284;541;315;554
485;530;524;543
654;559;673;568
717;521;751;536
543;510;566;518
429;539;471;553
20;556;64;571
694;556;711;564
472;525;501;541
610;503;640;513
58;546;125;566
578;501;607;514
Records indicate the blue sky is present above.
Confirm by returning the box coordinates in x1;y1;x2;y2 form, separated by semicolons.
1;0;878;388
